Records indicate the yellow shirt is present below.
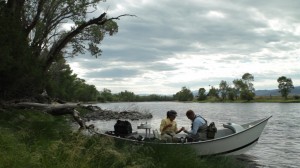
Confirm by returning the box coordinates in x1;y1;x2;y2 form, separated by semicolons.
160;118;178;135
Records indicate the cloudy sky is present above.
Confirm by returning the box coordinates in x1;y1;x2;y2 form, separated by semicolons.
67;0;300;95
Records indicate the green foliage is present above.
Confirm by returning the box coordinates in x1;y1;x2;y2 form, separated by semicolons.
233;79;244;93
198;88;207;101
0;14;45;99
98;88;114;102
227;87;237;101
46;58;98;102
21;0;118;59
98;90;175;102
219;80;229;101
138;94;175;101
277;76;294;99
0;0;122;101
140;144;245;168
115;90;137;102
294;95;300;100
232;73;255;101
240;90;255;101
198;73;257;102
208;86;219;100
0;108;146;168
174;86;194;101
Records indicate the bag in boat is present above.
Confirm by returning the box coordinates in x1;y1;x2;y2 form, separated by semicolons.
114;120;132;136
207;122;217;139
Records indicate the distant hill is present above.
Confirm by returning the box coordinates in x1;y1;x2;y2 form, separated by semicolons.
255;86;300;96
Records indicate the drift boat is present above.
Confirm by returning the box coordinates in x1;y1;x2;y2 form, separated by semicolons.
99;116;272;156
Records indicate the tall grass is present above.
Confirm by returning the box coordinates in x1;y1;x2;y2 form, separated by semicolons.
0;108;246;168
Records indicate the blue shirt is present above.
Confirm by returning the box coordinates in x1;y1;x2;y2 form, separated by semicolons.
188;116;206;135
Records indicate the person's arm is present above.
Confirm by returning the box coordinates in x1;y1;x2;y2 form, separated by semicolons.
184;119;201;135
174;122;183;134
160;119;166;133
176;127;184;134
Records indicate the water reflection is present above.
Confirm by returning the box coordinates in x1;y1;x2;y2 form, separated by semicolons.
233;154;261;168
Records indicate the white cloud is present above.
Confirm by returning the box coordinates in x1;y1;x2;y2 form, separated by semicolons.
67;0;300;94
206;11;226;19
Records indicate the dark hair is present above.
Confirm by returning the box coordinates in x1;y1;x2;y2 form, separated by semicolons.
167;110;177;118
186;109;194;116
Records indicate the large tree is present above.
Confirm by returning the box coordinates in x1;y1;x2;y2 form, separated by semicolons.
232;73;255;101
0;0;132;99
174;86;194;101
98;88;113;102
277;76;294;99
208;86;219;100
242;73;255;91
197;87;207;101
219;80;229;101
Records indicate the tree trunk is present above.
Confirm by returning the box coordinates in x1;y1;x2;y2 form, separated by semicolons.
6;0;25;18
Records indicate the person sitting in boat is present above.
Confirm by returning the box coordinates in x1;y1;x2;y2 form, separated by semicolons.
160;110;184;142
183;109;208;141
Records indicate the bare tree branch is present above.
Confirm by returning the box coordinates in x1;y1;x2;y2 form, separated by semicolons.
45;13;135;70
24;0;45;36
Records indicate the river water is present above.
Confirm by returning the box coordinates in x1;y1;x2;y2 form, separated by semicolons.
87;102;300;168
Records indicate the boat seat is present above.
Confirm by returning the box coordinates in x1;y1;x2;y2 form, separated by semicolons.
153;129;161;140
223;123;245;133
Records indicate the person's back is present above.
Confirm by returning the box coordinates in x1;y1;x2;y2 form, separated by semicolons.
193;116;208;140
184;110;208;141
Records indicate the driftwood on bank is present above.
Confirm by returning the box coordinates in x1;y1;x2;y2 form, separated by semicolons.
4;102;153;129
12;102;86;128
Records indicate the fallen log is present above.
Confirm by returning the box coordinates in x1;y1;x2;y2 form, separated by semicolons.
12;102;86;128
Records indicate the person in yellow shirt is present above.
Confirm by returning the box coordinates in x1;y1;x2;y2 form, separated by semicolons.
160;110;184;142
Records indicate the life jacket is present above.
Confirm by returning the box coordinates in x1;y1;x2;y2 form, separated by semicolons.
191;115;208;133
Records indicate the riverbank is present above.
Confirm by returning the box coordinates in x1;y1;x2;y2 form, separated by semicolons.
0;107;247;168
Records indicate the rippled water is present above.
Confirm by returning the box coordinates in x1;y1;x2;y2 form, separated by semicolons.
87;102;300;168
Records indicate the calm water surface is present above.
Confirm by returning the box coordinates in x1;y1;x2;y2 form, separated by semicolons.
87;102;300;168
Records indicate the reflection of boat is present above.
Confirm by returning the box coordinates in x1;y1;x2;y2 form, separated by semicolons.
100;116;272;156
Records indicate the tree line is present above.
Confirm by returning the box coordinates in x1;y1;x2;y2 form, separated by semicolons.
97;89;175;102
98;73;296;102
174;73;295;102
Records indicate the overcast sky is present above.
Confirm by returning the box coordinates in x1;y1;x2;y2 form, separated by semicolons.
67;0;300;95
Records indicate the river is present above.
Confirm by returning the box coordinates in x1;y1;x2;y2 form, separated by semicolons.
86;102;300;168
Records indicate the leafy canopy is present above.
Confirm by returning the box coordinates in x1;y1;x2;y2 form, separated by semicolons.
277;76;294;99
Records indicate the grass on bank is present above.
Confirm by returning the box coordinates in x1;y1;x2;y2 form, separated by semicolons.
0;108;247;168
